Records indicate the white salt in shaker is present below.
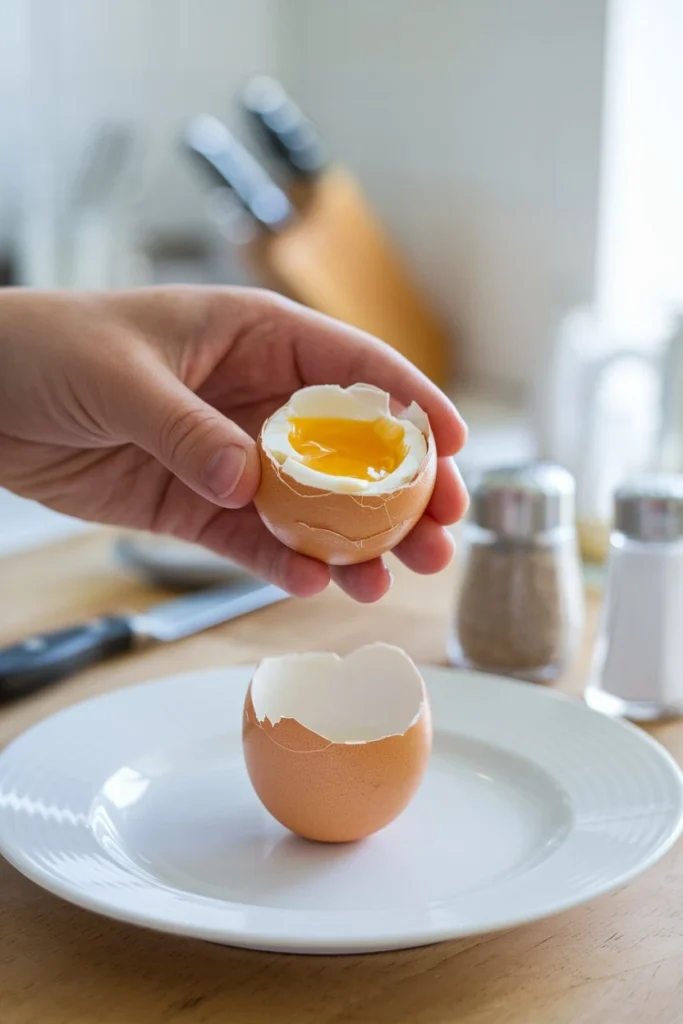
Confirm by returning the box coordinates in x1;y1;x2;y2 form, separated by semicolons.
586;474;683;720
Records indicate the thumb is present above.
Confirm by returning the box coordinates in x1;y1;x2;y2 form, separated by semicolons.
117;364;260;508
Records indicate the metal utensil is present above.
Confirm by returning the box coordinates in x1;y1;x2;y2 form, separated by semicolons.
0;578;289;700
183;114;293;231
242;76;327;180
113;533;248;590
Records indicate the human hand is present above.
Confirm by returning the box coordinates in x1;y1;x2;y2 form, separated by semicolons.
0;287;468;601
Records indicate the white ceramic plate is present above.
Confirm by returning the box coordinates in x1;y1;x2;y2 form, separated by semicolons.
1;666;682;955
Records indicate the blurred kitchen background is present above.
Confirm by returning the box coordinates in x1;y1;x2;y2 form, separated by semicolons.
2;0;683;565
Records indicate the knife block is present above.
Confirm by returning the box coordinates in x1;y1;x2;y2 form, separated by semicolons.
244;168;452;386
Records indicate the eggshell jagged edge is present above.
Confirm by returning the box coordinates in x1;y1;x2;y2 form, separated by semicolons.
246;645;429;745
253;402;437;566
243;684;431;751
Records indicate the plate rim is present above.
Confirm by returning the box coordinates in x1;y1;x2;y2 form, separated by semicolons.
1;664;682;954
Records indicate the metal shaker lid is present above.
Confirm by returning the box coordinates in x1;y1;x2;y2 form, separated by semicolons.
615;474;683;541
471;462;575;539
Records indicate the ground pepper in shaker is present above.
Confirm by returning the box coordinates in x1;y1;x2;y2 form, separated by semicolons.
448;463;584;683
586;474;683;720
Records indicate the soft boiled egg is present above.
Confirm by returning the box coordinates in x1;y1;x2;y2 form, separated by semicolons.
242;643;432;843
254;383;436;565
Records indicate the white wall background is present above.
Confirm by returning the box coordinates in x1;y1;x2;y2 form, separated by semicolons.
596;0;683;337
0;1;30;242
1;0;281;248
2;0;608;391
280;0;607;390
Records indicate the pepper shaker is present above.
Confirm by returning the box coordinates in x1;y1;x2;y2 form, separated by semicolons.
448;463;585;683
586;474;683;720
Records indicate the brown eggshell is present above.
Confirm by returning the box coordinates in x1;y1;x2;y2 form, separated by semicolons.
253;422;437;566
242;685;432;843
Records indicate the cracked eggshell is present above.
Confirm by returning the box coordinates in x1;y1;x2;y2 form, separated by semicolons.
253;384;437;565
242;643;432;843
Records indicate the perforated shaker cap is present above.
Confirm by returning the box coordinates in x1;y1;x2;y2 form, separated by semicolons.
615;474;683;542
471;462;576;539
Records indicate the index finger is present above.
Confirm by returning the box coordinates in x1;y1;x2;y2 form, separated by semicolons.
278;298;468;456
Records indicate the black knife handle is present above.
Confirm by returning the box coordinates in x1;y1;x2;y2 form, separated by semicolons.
0;616;134;701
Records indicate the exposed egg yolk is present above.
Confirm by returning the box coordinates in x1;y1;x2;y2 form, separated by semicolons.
288;417;408;481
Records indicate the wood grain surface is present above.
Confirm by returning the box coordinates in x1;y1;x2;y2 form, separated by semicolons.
1;532;682;1024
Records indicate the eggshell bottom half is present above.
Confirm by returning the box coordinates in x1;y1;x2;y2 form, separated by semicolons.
242;689;432;843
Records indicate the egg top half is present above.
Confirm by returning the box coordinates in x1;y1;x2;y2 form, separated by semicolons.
254;384;437;565
260;383;428;493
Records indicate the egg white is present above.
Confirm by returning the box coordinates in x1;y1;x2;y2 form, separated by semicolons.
261;384;429;494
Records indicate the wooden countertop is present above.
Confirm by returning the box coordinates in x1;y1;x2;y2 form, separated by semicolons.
1;532;682;1024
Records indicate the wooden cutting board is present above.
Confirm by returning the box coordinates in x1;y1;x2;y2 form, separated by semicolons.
2;533;682;1024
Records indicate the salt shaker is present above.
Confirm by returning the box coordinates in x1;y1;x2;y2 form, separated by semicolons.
448;463;585;683
586;474;683;720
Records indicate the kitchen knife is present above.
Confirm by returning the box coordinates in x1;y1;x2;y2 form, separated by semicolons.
186;111;450;384
183;114;294;231
242;75;327;181
0;578;289;700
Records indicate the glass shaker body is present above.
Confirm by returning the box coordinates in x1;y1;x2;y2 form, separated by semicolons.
585;474;683;720
586;532;683;719
448;521;585;683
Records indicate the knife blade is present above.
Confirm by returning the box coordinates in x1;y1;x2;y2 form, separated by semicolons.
242;76;327;180
183;113;294;231
0;578;289;700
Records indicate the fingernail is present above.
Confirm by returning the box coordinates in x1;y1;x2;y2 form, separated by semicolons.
204;445;247;500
